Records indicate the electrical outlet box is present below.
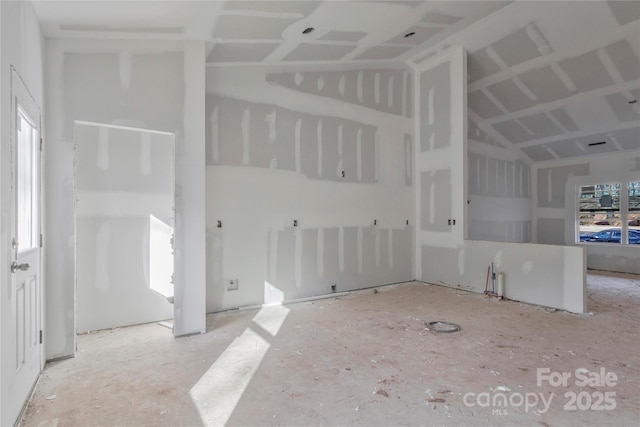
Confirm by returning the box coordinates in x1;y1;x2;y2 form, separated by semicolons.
226;279;239;291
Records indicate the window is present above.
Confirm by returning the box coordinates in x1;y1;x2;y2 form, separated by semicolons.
578;181;640;245
16;107;39;253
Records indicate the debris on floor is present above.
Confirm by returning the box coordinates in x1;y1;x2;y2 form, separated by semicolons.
375;389;389;397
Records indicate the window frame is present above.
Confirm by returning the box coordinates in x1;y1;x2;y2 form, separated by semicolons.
576;180;639;246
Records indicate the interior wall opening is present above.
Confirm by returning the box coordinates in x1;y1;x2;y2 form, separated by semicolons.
73;121;175;335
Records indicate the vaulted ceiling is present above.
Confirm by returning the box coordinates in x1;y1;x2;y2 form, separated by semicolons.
32;0;640;165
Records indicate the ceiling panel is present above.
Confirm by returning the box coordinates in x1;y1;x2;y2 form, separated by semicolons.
487;78;537;112
223;1;321;15
612;127;640;150
213;15;296;40
355;45;414;61
283;44;356;61
468;90;503;119
606;0;640;25
605;93;640;123
604;39;640;82
518;66;572;104
558;50;613;93
549;108;580;132
491;26;544;68
29;0;640;165
207;43;280;63
521;145;556;162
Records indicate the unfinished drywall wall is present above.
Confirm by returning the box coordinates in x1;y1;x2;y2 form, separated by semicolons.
45;39;205;358
206;65;414;311
421;240;586;313
533;151;640;274
74;123;174;332
415;46;467;282
467;119;532;243
0;2;44;425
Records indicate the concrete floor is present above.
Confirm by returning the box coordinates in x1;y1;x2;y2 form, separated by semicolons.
21;271;640;426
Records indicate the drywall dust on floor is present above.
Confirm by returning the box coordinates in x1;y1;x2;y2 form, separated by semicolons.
21;272;639;427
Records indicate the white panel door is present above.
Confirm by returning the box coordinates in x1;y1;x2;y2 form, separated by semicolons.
1;68;43;427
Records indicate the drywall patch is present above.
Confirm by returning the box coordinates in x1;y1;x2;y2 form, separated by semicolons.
422;11;462;25
468;90;503;119
386;26;442;45
421;170;451;231
492;119;535;144
606;0;640;25
404;134;413;186
206;95;379;182
521;145;556;162
265;69;410;117
537;163;589;208
545;131;621;159
63;52;184;140
420;62;450;151
549;108;579;132
275;227;296;293
604;39;640;82
284;44;356;61
490;26;544;68
206;43;279;63
421;245;458;283
354;45;414;61
468;153;530;198
206;228;224;312
468;49;501;82
611;127;640;150
468;119;498;145
393;226;412;276
213;15;296;40
605;93;640;123
300;229;324;295
487;78;536;113
559;50;613;93
518;113;563;139
76;127;173;193
319;30;367;42
224;0;320;14
468;220;531;243
537;218;566;245
518;66;573;104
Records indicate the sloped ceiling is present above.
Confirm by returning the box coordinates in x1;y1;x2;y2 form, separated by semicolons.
408;0;640;164
32;0;640;164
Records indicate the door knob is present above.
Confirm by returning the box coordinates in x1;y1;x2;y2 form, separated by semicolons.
11;262;30;273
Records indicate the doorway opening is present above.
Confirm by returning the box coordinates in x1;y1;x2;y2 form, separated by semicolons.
73;122;175;335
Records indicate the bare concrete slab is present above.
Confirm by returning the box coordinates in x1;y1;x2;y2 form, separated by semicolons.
21;273;640;427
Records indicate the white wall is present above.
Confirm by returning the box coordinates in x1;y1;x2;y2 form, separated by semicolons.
205;65;415;311
414;46;468;282
421;240;586;313
0;1;44;425
74;124;174;333
467;131;532;243
45;38;206;359
533;151;640;274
